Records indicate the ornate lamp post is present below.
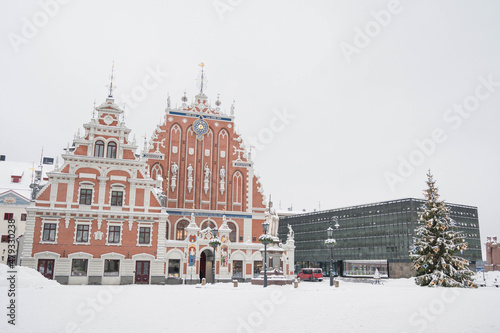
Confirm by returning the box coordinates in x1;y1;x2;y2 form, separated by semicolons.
209;227;220;284
325;217;339;287
259;221;272;288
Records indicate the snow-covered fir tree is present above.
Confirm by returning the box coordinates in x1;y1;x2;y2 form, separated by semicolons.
410;171;475;288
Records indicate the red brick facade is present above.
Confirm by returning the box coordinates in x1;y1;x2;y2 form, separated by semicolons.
21;88;295;285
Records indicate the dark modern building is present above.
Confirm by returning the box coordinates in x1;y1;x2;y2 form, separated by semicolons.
278;198;481;278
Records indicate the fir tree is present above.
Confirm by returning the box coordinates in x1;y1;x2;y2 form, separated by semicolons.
409;171;476;287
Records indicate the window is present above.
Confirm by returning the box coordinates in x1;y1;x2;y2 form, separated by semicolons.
111;191;123;206
107;142;117;159
71;259;88;276
1;235;10;243
108;226;121;244
139;227;151;244
165;223;169;240
168;259;180;277
201;221;216;230
176;220;189;240
104;259;120;276
253;261;262;277
21;214;27;221
233;260;243;278
94;140;105;157
79;189;93;205
76;225;89;243
228;222;237;242
42;223;57;241
4;213;13;220
151;163;163;181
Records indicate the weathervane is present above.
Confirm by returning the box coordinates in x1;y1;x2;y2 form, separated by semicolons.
199;62;205;93
107;61;115;98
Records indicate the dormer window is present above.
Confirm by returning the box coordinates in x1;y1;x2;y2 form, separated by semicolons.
94;140;105;157
107;141;117;159
11;175;22;183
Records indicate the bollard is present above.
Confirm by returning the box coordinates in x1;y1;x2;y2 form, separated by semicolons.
233;279;238;287
334;280;339;288
294;279;299;288
297;277;301;283
201;278;206;286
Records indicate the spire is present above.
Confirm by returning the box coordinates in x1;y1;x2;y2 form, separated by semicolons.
107;61;115;98
199;62;205;93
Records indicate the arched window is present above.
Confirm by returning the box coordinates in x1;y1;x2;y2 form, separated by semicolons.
107;142;117;159
228;222;237;242
165;222;170;240
201;221;216;230
151;163;163;181
94;141;104;157
176;220;189;240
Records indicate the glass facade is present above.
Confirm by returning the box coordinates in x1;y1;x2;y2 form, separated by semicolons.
279;198;481;273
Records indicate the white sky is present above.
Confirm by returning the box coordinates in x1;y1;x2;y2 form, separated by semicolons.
1;0;499;256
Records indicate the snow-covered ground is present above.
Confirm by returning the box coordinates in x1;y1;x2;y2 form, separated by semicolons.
1;264;499;333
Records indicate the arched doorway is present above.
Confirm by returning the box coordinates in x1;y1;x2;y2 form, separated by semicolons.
200;248;214;283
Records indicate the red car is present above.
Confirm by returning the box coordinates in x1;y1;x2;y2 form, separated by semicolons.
297;268;323;281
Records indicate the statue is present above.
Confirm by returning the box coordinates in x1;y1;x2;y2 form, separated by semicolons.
171;162;178;176
266;201;280;237
187;164;194;193
203;164;210;194
204;164;210;180
287;224;294;240
220;166;225;181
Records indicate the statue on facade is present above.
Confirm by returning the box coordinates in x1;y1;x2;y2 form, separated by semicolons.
171;162;178;176
203;164;210;194
187;164;193;193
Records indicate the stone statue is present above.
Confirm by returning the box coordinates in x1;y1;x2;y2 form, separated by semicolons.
220;166;225;181
204;164;210;179
187;164;194;193
203;164;210;194
287;224;294;240
171;162;178;176
266;201;280;237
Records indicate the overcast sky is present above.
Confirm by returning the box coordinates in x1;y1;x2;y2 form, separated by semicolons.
1;0;499;257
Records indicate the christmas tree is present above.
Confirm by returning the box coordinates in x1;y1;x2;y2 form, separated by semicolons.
409;171;476;287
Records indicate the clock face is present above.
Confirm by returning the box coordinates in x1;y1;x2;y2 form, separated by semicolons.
193;118;209;138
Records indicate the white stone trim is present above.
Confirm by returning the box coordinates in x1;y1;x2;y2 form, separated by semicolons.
73;220;92;245
136;223;153;247
77;181;96;206
39;219;60;244
106;221;123;246
109;185;126;208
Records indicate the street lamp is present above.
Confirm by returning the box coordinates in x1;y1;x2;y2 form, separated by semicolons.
325;216;339;287
209;227;219;284
261;221;271;288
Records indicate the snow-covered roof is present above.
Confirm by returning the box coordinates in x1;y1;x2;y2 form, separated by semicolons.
0;160;56;199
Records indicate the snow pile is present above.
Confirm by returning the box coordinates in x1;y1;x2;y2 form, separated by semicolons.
0;264;59;288
473;270;500;287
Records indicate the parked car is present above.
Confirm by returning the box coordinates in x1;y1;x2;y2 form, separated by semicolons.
297;268;323;281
